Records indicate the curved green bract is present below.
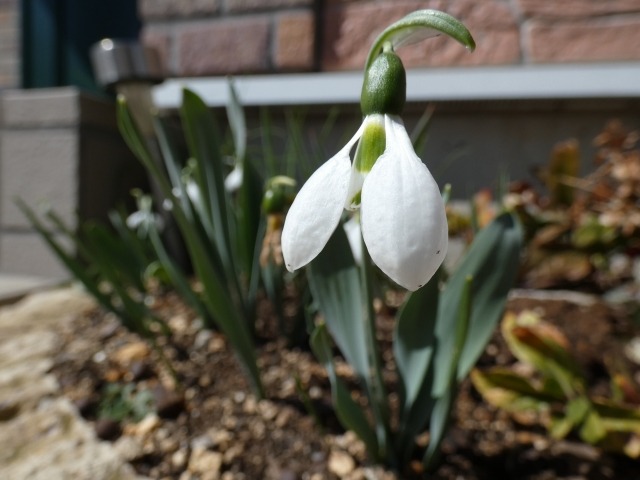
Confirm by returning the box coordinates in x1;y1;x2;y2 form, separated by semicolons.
364;9;476;70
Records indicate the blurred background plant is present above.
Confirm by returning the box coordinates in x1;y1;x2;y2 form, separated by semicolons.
18;200;171;340
472;309;640;458
19;83;338;398
468;120;640;294
97;382;155;424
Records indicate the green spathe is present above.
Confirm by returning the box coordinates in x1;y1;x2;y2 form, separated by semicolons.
360;51;406;116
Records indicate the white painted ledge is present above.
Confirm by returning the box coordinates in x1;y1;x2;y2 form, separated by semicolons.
153;62;640;108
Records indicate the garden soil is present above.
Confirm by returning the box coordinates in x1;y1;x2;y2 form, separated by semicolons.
43;287;640;479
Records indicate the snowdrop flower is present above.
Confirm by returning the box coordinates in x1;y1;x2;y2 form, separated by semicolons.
224;164;243;192
281;50;447;291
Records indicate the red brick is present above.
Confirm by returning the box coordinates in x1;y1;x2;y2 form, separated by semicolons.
527;16;640;63
274;11;316;71
226;0;312;13
322;0;519;70
518;0;640;18
400;27;520;68
139;0;220;20
141;27;172;75
177;18;270;75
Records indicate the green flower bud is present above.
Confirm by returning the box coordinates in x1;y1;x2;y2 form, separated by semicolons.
262;176;296;214
360;51;406;116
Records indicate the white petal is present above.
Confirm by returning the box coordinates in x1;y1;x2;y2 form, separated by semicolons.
343;215;363;265
281;155;350;271
281;124;366;271
224;165;243;192
361;115;448;291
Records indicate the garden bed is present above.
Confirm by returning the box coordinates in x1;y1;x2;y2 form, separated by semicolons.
51;288;640;479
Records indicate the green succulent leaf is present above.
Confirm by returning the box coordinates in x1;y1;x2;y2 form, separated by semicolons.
593;398;640;434
365;9;475;70
549;396;591;439
580;407;607;444
471;368;561;411
502;312;586;398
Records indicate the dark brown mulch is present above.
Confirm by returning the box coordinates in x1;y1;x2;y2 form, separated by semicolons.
51;289;640;479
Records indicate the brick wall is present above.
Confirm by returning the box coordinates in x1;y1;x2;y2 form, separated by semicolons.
0;0;19;88
139;0;317;76
140;0;640;77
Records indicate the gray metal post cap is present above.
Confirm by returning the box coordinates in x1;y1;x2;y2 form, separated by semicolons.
90;39;164;89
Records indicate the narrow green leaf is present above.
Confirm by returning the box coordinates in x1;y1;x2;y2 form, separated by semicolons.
307;225;391;454
236;158;263;280
81;222;146;292
410;104;435;153
310;324;379;459
259;107;278;177
17;199;118;316
119;92;262;396
433;212;522;396
423;275;472;469
307;226;370;381
117;96;161;181
470;368;560;411
593;398;640;434
108;210;156;270
181;88;235;279
147;222;211;327
81;223;165;336
393;270;440;431
226;80;247;162
152;115;189;204
365;9;475;70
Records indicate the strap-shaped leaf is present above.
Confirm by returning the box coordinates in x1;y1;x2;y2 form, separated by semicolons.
307;225;370;382
433;212;522;397
17;199;119;318
181;89;235;279
308;224;391;452
310;324;379;459
365;9;475;70
226;80;247;163
118;94;263;397
470;368;563;411
393;270;440;433
237;158;263;282
423;275;472;469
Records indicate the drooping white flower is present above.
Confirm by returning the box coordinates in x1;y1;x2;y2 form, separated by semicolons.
224;165;243;192
281;113;447;291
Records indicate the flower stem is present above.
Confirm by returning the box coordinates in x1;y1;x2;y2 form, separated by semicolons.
359;233;394;464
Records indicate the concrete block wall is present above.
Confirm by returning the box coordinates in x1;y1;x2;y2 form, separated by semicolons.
140;0;640;77
0;88;143;277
